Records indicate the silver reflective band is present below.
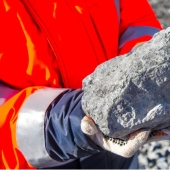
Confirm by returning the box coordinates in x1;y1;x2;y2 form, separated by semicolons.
16;87;66;168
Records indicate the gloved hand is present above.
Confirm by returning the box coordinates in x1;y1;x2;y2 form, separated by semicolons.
145;126;170;144
81;116;150;158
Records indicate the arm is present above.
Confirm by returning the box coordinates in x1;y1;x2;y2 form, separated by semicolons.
0;83;102;169
0;82;151;169
118;0;162;55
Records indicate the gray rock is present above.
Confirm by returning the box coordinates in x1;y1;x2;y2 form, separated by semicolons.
156;158;168;169
138;154;148;168
147;152;158;160
82;27;170;139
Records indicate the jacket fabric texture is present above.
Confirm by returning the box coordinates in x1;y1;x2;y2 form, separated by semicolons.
0;0;162;169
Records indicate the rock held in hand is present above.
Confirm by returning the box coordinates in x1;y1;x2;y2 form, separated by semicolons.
82;27;170;139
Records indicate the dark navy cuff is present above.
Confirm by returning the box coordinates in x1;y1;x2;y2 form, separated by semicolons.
45;89;103;162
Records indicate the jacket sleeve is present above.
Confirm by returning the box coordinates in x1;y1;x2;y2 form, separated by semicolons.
0;83;102;169
118;0;163;55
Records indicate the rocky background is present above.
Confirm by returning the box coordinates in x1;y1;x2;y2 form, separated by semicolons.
138;0;170;169
149;0;170;29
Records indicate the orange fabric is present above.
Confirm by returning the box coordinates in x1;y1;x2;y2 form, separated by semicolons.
21;0;120;88
0;0;162;89
0;0;163;169
0;86;42;169
0;0;63;89
118;0;162;55
119;0;162;35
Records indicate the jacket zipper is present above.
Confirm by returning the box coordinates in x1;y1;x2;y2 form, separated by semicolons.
21;0;69;87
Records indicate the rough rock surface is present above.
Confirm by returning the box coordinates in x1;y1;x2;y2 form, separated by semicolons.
138;1;170;169
82;27;170;139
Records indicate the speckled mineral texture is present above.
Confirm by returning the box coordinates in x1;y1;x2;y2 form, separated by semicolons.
82;27;170;139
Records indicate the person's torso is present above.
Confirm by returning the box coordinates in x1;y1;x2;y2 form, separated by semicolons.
0;0;120;89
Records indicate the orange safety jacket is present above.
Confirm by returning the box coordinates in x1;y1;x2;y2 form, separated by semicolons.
0;0;162;169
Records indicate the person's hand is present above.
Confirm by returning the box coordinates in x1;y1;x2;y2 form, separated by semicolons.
145;126;170;144
81;116;150;158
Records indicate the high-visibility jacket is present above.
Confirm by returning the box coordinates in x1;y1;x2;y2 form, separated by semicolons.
0;0;162;169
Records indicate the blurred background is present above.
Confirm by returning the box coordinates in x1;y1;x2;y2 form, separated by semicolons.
149;0;170;29
138;0;170;169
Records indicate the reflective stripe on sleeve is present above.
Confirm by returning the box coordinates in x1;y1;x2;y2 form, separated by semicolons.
119;26;160;49
16;87;67;168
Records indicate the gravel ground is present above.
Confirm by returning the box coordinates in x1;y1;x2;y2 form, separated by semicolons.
138;1;170;169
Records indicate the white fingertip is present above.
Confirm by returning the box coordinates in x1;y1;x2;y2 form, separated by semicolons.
119;130;150;157
81;116;98;135
116;130;150;158
134;130;151;142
